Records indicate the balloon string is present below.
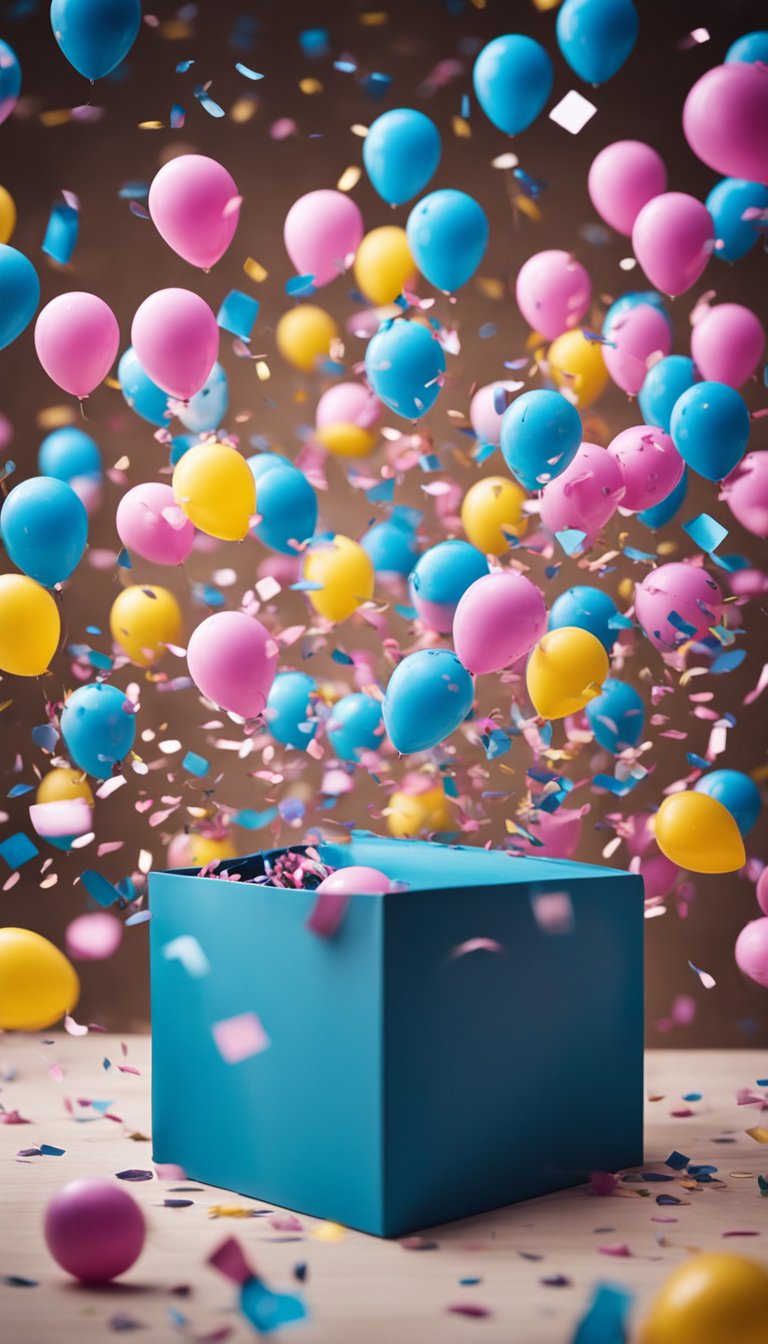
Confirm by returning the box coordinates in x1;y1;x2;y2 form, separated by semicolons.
79;397;88;422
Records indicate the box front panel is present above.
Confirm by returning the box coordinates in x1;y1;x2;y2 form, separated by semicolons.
383;871;644;1235
150;873;385;1232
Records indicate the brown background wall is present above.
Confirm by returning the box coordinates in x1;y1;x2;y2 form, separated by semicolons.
0;0;765;1043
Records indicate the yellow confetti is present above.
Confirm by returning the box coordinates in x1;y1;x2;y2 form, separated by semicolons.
532;0;563;9
104;376;122;391
231;96;258;124
312;1221;345;1242
37;404;76;430
514;194;542;222
299;78;323;95
244;257;268;283
138;121;165;130
452;115;471;138
657;540;677;556
208;1204;257;1219
158;18;193;38
337;165;362;192
0;700;13;713
475;276;505;301
359;10;388;24
746;1127;768;1144
39;109;73;127
255;360;271;382
618;577;634;602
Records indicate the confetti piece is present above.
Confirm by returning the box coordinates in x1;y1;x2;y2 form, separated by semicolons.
162;935;210;978
0;832;39;869
42;199;79;265
549;90;597;134
213;1012;271;1064
217;289;260;341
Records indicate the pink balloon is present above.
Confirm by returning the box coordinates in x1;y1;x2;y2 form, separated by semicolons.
721;452;768;538
284;190;364;287
512;806;584;859
684;63;768;182
635;562;723;651
70;474;103;516
44;1179;145;1283
691;303;766;389
735;917;768;986
607;426;684;512
469;382;520;447
131;289;219;401
631;192;714;297
34;293;119;398
452;571;547;675
148;154;240;270
317;866;391;895
515;250;592;341
757;868;768;917
540;441;624;537
65;912;123;961
116;482;195;566
316;381;381;431
187;611;278;719
638;851;679;901
588;140;667;237
603;304;672;395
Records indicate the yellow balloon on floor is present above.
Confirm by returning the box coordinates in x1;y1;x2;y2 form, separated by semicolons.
547;329;609;409
36;767;93;806
654;791;746;874
387;782;451;838
0;185;16;244
110;585;182;667
0;928;80;1031
172;441;256;541
315;423;377;459
187;833;239;867
0;574;60;677
639;1252;768;1344
303;534;375;623
461;476;528;556
276;304;340;373
527;626;609;720
354;226;416;306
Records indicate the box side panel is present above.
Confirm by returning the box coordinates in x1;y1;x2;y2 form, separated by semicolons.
382;872;644;1236
149;872;384;1233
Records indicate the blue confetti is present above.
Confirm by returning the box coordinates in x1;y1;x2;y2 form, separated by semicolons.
665;1151;690;1170
365;478;395;504
285;274;315;297
710;648;747;675
240;1276;308;1334
182;751;209;778
42;200;79;266
235;63;264;80
334;59;357;74
176;59;195;73
623;545;657;564
170;104;186;129
233;807;279;831
331;649;354;666
362;72;391;99
81;870;123;909
555;528;587;556
0;832;39;870
299;28;329;58
31;724;59;752
572;1282;632;1344
194;84;226;118
40;1144;65;1157
217;289;260;341
683;512;728;554
8;783;34;797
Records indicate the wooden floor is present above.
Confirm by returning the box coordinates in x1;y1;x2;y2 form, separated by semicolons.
1;1037;766;1342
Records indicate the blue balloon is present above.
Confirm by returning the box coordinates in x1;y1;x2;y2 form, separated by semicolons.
638;356;697;433
38;426;102;483
406;190;489;293
119;347;169;426
383;649;473;754
0;244;40;351
409;540;489;624
61;682;137;778
549;585;619;652
362;521;419;577
706;178;768;263
1;476;88;586
637;468;688;529
726;31;768;64
51;0;142;80
266;672;318;750
473;34;554;135
247;458;317;555
694;768;761;836
557;0;639;84
602;290;670;337
169;434;198;466
0;39;21;122
327;692;384;762
670;381;750;482
500;390;582;492
363;108;441;206
178;362;229;434
585;678;645;753
365;319;446;421
247;451;289;481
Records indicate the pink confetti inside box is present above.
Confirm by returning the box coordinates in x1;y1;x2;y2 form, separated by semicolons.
150;834;643;1236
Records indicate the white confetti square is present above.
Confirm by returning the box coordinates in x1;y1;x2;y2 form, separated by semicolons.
549;90;597;135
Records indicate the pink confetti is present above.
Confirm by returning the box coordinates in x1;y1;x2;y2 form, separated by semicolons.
212;1012;271;1064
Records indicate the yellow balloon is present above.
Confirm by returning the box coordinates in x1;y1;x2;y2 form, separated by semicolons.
353;226;416;306
0;574;60;677
0;928;80;1031
187;833;239;867
654;791;746;874
639;1252;768;1344
0;185;16;245
547;329;609;409
303;534;375;623
110;584;182;667
172;441;256;541
36;767;93;806
387;782;451;838
461;476;528;556
315;423;377;459
276;304;340;373
526;626;609;720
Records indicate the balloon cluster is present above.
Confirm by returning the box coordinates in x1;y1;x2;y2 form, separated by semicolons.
0;3;765;1060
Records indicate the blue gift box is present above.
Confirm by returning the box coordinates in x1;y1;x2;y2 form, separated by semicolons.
150;834;643;1236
